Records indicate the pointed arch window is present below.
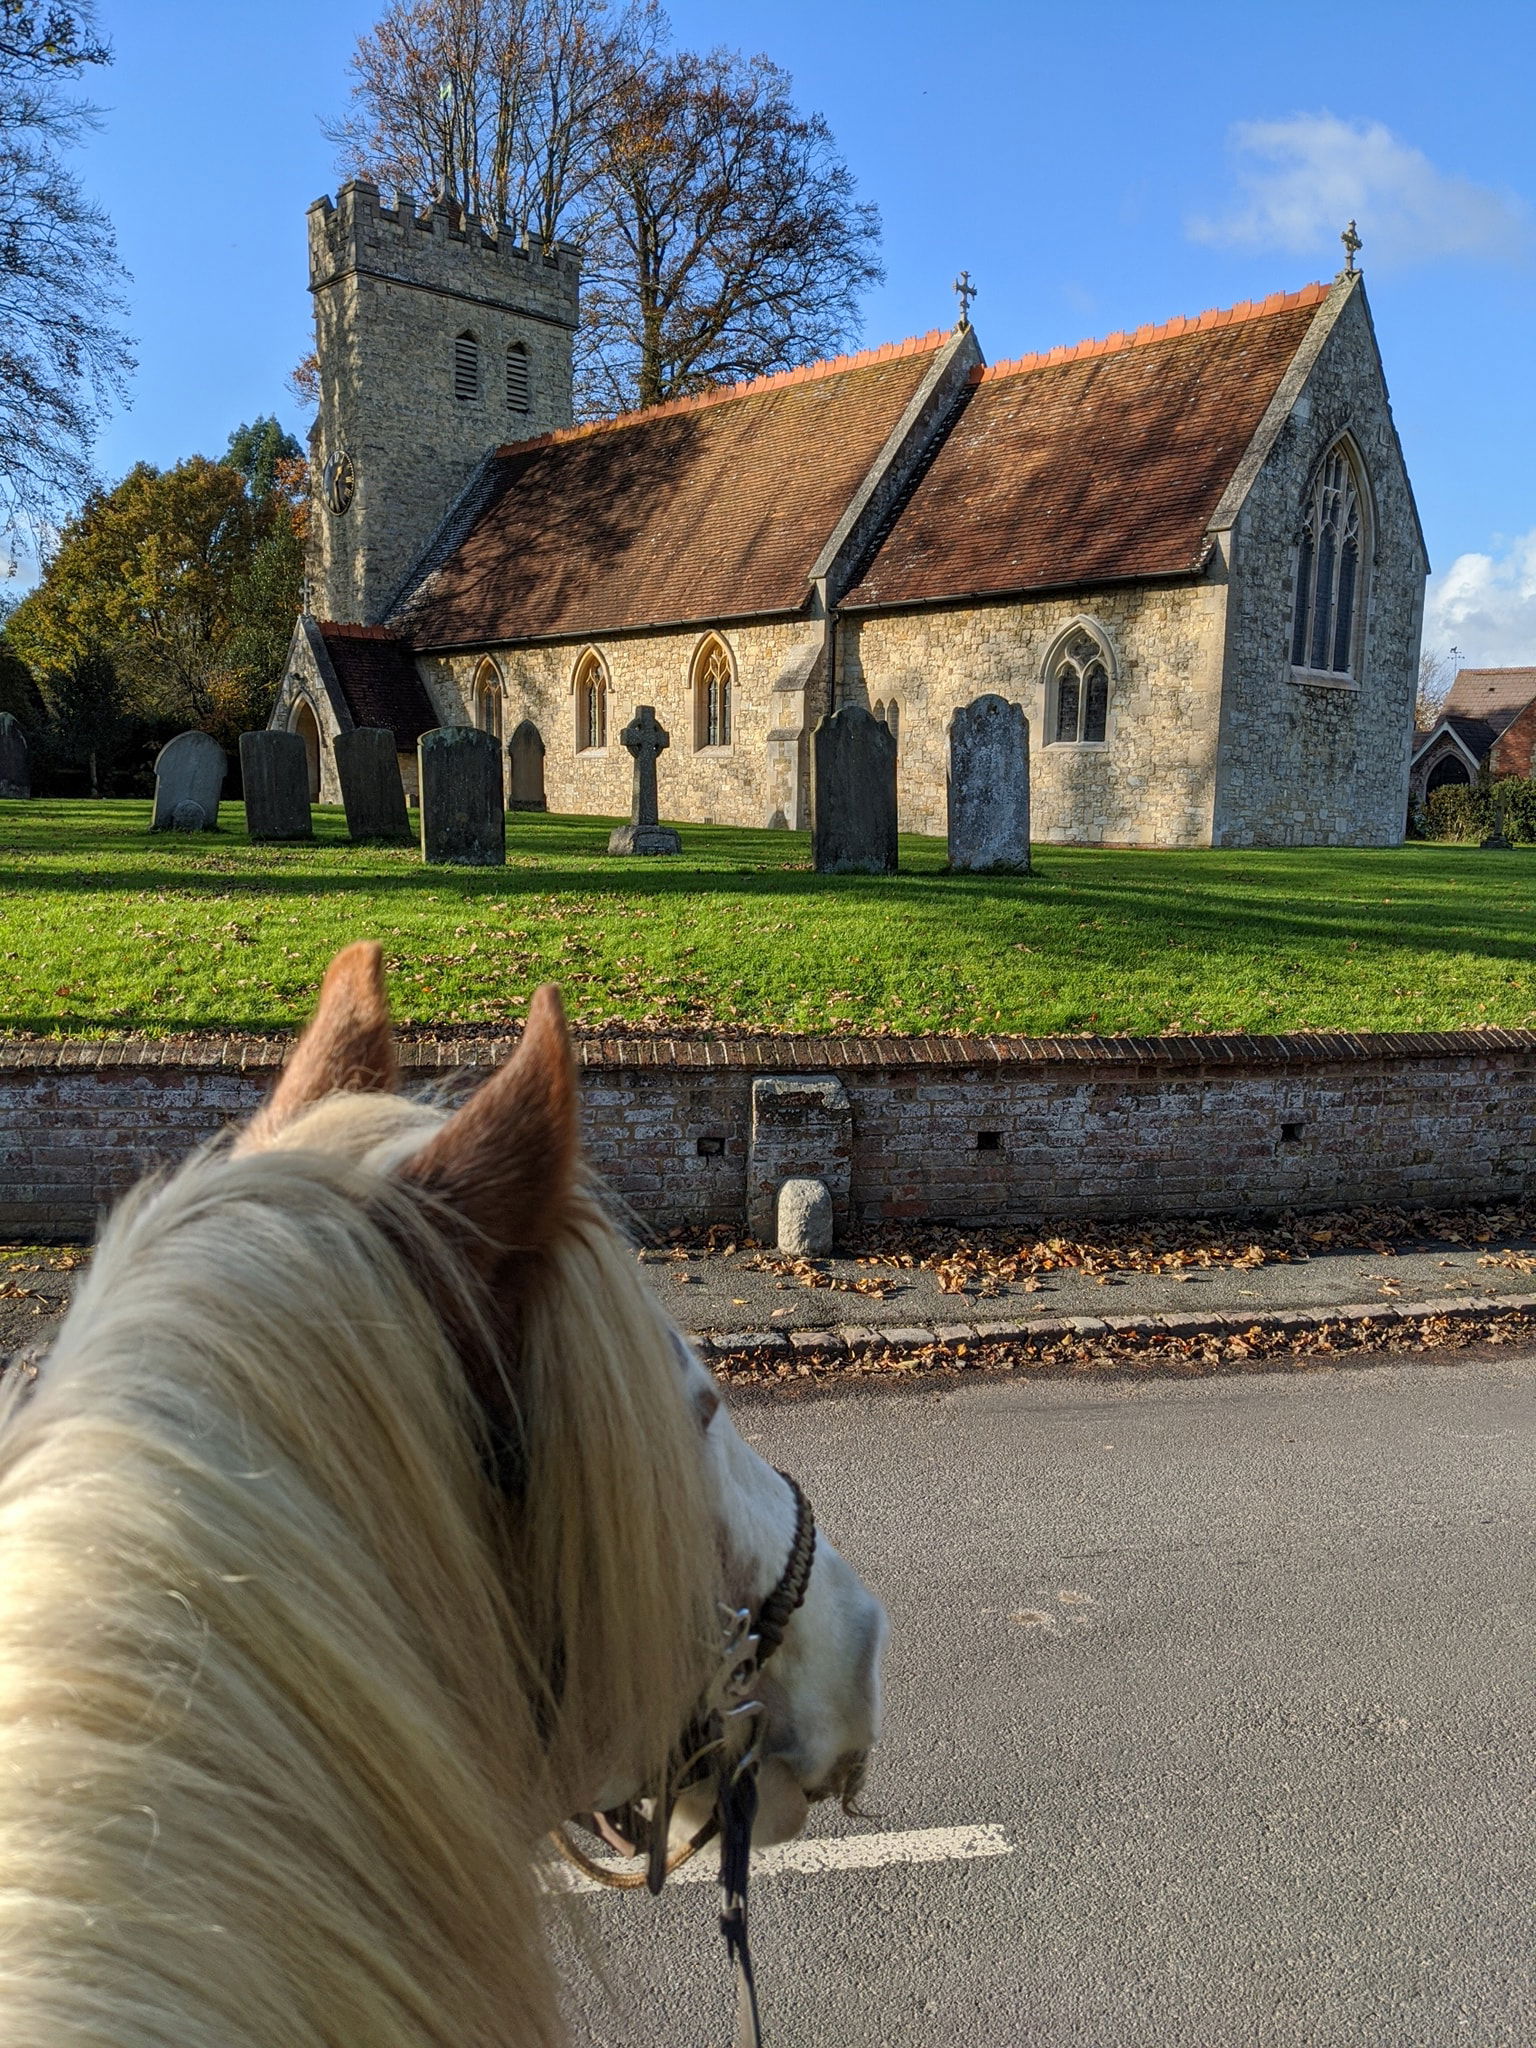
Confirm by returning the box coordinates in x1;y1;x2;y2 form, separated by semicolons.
574;649;608;752
454;330;481;402
693;635;733;749
1291;441;1369;679
473;657;504;742
506;341;530;413
1047;627;1111;745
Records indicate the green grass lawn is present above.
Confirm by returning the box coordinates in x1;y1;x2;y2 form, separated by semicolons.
2;799;1533;1039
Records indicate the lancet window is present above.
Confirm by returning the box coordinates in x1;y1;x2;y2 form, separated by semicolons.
693;636;733;749
574;650;608;752
1291;441;1369;677
473;658;503;742
1049;629;1110;745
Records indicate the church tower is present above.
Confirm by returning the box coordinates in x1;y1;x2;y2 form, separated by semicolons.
306;181;580;625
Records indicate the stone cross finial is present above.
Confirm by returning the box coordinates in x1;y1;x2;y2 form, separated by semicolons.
1340;220;1362;275
608;705;682;855
953;270;978;328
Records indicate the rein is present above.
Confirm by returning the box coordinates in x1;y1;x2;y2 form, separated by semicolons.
551;1471;817;2048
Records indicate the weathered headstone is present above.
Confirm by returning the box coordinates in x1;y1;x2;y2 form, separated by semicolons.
608;705;681;855
419;725;505;865
1482;788;1514;851
947;695;1031;872
335;727;412;843
777;1177;833;1256
239;730;313;841
508;720;547;811
810;704;897;874
0;712;29;798
150;730;226;832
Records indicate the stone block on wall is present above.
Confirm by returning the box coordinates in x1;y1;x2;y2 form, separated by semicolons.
747;1075;851;1242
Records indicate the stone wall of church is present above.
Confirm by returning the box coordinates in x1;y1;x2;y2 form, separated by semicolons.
839;581;1227;846
1212;284;1426;847
418;618;829;828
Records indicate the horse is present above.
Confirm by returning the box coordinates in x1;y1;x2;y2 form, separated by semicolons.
0;943;886;2047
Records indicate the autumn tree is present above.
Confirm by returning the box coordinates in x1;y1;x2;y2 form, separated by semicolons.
7;426;305;745
326;2;881;415
0;0;133;546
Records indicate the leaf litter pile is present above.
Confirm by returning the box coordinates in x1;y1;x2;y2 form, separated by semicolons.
657;1198;1536;1300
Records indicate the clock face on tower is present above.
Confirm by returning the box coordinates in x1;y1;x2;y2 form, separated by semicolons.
322;450;356;516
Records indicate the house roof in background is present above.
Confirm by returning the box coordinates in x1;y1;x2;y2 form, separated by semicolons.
392;336;950;648
1443;667;1536;740
841;285;1331;611
318;624;435;748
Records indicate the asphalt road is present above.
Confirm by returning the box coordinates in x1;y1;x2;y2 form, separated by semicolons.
557;1352;1535;2048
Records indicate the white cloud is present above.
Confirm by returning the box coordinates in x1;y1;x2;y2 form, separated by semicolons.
1423;530;1536;668
1189;114;1530;268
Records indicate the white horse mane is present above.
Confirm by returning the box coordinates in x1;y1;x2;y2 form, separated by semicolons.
0;1090;720;2047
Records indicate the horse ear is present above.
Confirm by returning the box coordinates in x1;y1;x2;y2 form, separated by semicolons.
243;941;397;1145
397;984;580;1270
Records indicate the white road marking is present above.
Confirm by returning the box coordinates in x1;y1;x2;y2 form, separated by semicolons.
557;1823;1014;1893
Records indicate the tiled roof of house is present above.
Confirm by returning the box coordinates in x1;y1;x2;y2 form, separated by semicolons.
394;335;951;648
318;623;435;748
840;285;1332;612
1443;667;1536;738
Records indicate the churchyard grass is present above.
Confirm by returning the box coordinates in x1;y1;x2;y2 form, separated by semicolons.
3;799;1534;1039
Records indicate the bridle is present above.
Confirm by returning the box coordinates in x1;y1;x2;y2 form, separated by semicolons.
551;1469;818;2048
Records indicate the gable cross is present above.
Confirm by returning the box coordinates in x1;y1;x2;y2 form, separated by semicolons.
1340;220;1362;275
953;270;978;329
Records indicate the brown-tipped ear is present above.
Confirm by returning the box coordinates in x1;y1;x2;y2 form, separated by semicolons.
242;941;397;1147
397;984;580;1274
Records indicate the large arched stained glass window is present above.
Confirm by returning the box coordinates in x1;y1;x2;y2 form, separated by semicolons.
1291;442;1369;677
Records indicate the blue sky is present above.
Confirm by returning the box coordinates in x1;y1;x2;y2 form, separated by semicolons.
17;0;1536;663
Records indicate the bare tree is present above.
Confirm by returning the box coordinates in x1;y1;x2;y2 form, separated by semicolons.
1416;644;1460;732
327;5;882;415
0;0;133;548
579;47;881;412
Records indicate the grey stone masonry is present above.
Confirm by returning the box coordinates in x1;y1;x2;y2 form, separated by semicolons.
336;727;412;842
777;1176;834;1256
307;180;580;625
419;726;505;865
150;732;225;832
948;695;1030;871
812;704;897;873
0;712;29;797
748;1076;852;1242
507;719;547;810
238;730;313;841
609;705;682;855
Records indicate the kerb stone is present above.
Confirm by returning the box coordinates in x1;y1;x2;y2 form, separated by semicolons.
419;726;505;865
0;712;29;798
948;695;1030;872
239;730;313;841
811;704;897;874
151;731;226;832
336;728;412;843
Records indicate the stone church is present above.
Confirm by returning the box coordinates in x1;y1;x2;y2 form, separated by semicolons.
272;179;1427;847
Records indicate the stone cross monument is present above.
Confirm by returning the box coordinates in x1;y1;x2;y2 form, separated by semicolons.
608;705;682;855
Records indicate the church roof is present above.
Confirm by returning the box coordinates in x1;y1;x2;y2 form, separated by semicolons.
394;334;952;649
1442;667;1536;739
317;623;435;747
840;284;1332;611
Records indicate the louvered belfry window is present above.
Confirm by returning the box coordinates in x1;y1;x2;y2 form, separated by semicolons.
454;331;480;402
1291;443;1367;676
506;342;530;412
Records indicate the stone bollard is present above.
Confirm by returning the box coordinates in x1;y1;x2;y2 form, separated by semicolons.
776;1177;834;1257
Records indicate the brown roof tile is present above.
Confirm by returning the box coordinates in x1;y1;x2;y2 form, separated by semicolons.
841;286;1330;611
1444;667;1536;727
395;336;949;647
319;623;436;748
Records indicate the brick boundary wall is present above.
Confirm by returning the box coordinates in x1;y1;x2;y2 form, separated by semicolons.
2;1027;1534;1241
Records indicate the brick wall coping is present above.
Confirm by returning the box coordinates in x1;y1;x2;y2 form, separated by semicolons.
3;1026;1534;1077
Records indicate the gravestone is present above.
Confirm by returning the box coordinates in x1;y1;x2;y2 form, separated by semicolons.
608;705;681;855
508;720;547;811
810;704;897;874
418;725;505;865
335;727;412;843
0;712;29;798
1481;788;1513;851
239;730;313;841
947;695;1031;872
150;730;226;832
